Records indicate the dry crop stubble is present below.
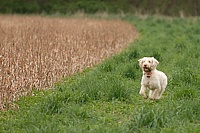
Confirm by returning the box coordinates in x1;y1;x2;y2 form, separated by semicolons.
0;15;138;110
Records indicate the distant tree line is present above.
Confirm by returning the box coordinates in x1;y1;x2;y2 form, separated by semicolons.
0;0;199;16
128;0;199;16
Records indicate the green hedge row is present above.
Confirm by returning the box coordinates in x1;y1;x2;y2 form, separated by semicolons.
0;0;130;14
0;0;199;16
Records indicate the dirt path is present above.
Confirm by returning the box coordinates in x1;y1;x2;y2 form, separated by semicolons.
0;15;138;109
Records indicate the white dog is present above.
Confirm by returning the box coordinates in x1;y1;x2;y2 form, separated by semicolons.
138;57;167;100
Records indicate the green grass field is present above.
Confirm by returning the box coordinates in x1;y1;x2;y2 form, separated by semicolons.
1;15;200;133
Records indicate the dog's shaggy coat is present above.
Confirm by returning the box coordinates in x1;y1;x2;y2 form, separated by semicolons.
138;57;167;100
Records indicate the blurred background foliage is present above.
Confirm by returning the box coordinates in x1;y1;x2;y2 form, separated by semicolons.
0;0;199;16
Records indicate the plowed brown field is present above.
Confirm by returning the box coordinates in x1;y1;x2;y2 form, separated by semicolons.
0;15;138;109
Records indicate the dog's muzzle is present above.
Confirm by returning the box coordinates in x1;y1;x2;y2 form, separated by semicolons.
143;66;151;72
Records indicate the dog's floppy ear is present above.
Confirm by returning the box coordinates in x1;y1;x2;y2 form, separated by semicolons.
138;58;142;62
138;58;144;68
152;57;159;65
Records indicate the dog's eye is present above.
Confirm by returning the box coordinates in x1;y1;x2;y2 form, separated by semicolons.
148;61;151;63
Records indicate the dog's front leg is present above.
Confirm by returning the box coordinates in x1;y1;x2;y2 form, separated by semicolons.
149;90;156;100
139;85;148;99
149;88;160;100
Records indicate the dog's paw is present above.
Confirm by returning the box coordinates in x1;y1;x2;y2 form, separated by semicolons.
139;91;148;99
143;95;148;99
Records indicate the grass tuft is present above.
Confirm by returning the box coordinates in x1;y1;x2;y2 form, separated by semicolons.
129;106;168;132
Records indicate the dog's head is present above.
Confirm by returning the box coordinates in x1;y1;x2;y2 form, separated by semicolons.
138;57;159;72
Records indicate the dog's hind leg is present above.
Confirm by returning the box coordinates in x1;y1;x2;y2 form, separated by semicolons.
156;80;167;99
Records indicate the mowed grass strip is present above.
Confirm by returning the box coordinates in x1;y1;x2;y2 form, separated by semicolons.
0;15;137;109
1;15;200;132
